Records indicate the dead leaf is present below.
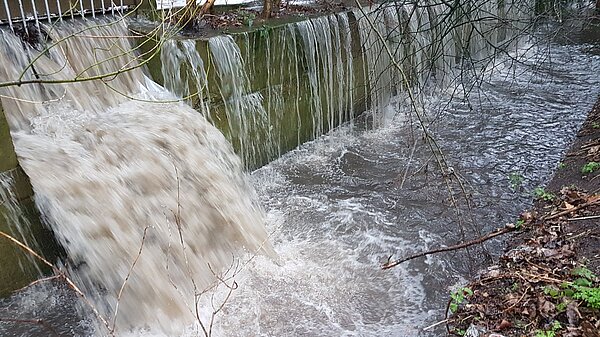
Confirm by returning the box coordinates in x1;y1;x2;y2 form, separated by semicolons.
585;194;600;204
521;211;535;222
581;321;600;337
538;297;555;317
495;319;511;331
587;145;600;158
564;327;583;337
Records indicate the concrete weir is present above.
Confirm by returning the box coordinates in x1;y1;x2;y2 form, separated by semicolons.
136;11;369;169
0;10;370;295
0;0;527;298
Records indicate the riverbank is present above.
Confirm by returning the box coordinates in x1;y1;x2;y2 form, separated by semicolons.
447;97;600;336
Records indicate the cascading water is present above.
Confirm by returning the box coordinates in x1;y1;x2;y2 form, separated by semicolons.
0;19;274;335
0;172;37;256
353;0;530;124
159;12;357;168
1;1;599;336
209;35;273;167
0;170;49;295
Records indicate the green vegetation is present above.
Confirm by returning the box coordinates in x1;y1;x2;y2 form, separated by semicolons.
257;25;272;39
566;267;600;309
450;287;473;313
515;219;525;229
543;285;561;298
535;321;561;337
509;172;524;189
572;266;598;281
571;284;600;309
534;187;555;201
581;161;600;174
557;162;566;169
543;267;600;311
236;9;256;27
454;328;466;336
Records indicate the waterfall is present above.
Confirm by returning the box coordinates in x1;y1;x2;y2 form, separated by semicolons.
353;0;531;122
157;3;532;164
160;39;210;116
0;172;37;255
209;35;273;168
0;19;275;335
0;169;57;296
159;12;357;168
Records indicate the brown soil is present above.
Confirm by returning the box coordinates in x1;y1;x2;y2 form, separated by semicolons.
193;1;348;31
447;98;600;336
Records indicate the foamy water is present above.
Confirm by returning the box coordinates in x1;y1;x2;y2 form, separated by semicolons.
1;10;600;337
0;19;274;336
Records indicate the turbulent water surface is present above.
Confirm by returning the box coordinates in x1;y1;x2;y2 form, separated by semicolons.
213;38;600;336
1;13;600;337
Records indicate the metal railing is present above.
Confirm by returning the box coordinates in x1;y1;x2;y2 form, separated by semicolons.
1;0;139;32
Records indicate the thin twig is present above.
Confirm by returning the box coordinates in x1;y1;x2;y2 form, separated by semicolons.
423;318;450;331
0;231;53;268
399;136;419;189
14;275;61;293
382;225;516;269
567;229;594;241
544;199;600;220
110;226;150;334
0;230;112;334
567;214;600;221
0;317;63;337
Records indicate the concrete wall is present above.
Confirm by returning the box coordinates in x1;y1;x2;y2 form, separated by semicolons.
137;11;369;168
0;107;57;297
0;11;369;295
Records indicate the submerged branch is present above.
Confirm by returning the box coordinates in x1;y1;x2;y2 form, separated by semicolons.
381;225;516;269
0;317;62;336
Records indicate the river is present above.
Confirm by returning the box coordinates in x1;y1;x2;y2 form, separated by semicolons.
1;14;600;337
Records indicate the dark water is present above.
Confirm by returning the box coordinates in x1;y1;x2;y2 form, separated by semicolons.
2;21;600;337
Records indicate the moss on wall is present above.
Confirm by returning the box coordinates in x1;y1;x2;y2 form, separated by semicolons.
0;193;54;297
0;106;17;172
133;10;369;169
0;107;60;297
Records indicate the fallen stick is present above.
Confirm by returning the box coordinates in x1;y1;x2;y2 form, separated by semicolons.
544;199;600;221
567;214;600;221
14;275;61;293
423;319;449;331
382;225;516;269
0;231;53;268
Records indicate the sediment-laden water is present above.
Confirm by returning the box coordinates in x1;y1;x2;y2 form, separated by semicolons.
0;19;274;336
0;8;600;336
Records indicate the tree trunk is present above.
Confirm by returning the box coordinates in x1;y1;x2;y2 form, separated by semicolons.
200;0;216;15
262;0;272;19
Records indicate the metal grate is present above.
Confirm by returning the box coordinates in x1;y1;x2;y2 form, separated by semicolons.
0;0;139;31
